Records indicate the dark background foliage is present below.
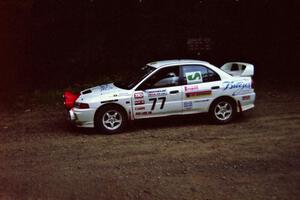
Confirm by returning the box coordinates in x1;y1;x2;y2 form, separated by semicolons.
0;0;298;95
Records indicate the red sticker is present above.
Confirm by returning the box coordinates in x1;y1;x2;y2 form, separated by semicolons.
185;90;211;98
134;92;144;99
184;85;199;92
135;106;145;110
134;100;145;105
242;95;250;100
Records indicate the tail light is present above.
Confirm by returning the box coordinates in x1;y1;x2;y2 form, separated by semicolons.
251;79;255;89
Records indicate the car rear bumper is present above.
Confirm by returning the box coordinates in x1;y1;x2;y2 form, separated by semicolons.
234;92;256;112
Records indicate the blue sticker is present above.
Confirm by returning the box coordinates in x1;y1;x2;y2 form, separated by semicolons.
184;101;193;109
223;81;251;90
223;81;251;95
99;84;114;91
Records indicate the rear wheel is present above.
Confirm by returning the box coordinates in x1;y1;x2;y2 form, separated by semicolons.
210;98;236;124
95;105;127;134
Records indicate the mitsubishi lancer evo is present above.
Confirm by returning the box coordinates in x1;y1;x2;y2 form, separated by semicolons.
63;60;255;134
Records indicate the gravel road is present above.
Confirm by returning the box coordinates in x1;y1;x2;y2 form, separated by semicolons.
0;85;299;200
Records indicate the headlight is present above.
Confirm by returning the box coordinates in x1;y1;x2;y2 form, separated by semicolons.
75;102;90;109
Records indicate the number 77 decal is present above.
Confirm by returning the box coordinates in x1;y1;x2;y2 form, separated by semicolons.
149;97;166;110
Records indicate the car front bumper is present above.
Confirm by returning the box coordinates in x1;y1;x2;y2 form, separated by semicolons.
68;108;95;128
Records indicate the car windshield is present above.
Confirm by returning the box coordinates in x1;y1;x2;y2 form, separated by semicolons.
114;65;156;90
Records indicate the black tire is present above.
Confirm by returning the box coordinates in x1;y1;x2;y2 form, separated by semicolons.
209;98;236;124
94;105;127;134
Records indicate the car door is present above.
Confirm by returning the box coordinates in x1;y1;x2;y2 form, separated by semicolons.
181;65;222;113
133;66;183;119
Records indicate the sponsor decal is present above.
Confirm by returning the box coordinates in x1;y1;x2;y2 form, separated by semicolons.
223;81;251;90
183;101;193;110
185;90;211;98
135;106;145;110
134;100;145;105
134;92;144;99
184;85;211;98
242;95;250;100
184;85;199;92
223;81;251;95
185;71;203;84
99;84;114;91
147;89;167;97
136;111;152;115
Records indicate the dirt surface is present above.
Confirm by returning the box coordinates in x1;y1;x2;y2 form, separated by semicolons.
0;86;300;200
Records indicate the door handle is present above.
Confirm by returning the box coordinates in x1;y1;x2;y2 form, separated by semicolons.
211;86;220;90
170;90;179;94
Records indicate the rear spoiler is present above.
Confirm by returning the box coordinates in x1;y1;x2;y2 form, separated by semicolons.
221;62;254;77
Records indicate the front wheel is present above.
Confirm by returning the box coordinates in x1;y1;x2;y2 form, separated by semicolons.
95;105;127;134
209;98;236;124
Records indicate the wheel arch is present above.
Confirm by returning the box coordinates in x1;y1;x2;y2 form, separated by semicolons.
209;95;238;113
94;103;129;123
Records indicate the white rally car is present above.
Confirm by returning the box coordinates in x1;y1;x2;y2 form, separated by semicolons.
63;60;255;134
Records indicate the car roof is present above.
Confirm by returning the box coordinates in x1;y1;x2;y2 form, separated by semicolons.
147;59;210;69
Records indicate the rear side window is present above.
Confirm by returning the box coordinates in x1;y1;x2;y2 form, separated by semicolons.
181;65;220;85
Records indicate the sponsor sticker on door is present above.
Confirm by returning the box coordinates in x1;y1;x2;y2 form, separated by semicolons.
184;85;199;92
134;92;144;99
184;85;211;98
184;101;193;110
134;100;145;105
147;89;167;97
135;106;145;110
185;90;212;98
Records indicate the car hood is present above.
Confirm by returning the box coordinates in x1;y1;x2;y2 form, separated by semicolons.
78;83;131;101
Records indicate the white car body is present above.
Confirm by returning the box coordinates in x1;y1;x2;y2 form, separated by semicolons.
68;60;255;128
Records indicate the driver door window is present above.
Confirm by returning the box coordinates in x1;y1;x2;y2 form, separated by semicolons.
138;66;179;90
